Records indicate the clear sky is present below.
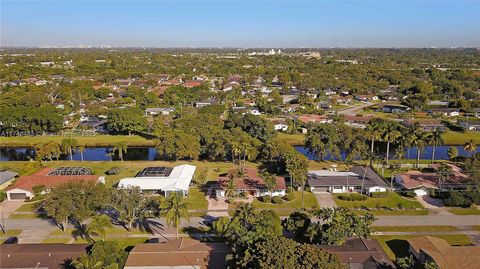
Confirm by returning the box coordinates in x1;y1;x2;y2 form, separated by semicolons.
1;0;479;48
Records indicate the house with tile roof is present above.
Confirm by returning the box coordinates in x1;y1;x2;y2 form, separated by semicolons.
215;168;286;198
408;236;480;269
124;238;228;269
5;167;104;200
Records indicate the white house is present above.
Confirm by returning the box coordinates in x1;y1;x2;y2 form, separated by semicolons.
274;123;288;132
307;167;388;195
117;164;196;197
145;107;175;116
248;108;261;116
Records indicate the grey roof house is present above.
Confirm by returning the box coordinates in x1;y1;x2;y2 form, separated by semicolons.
0;170;18;186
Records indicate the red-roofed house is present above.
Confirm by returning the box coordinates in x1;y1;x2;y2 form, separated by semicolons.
395;164;471;196
6;167;104;200
297;114;331;124
215;168;286;197
183;80;203;88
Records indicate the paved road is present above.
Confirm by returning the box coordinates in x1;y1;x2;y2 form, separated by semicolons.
337;102;374;116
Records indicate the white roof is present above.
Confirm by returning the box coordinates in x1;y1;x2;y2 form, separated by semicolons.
308;170;358;177
117;164;196;192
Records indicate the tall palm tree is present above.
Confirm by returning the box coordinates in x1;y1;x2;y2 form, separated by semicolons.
429;128;445;165
411;127;429;168
86;214;113;241
365;119;384;166
259;169;278;197
383;122;402;165
235;203;255;225
464;139;478;157
61;138;78;161
436;163;452;191
164;192;190;238
78;146;86;162
113;142;128;162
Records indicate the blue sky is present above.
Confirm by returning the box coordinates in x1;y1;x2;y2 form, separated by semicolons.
1;0;479;47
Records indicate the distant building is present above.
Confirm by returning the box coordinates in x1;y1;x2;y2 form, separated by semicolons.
458;119;480;131
428;108;460;117
145;107;175;116
274;123;288;131
297;114;331;124
404;119;447;132
382;104;410;113
184;80;203;88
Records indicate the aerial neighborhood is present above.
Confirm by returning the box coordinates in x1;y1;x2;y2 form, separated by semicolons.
0;47;479;269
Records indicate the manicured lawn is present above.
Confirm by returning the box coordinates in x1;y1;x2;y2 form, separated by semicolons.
372;226;458;233
308;161;348;171
0;229;22;237
333;192;423;210
248;191;319;216
50;227;148;236
277;133;305;145
185;187;208;211
0;135;154;147
372;234;472;260
449;207;480;215
15;201;42;212
8;213;38;219
442;130;480;145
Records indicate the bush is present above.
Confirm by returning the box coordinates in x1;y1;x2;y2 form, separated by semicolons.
240;192;248;198
444;191;473;208
0;191;6;202
286;186;294;194
284;193;295;201
305;186;311;192
106;167;120;175
371;192;388;198
32;185;46;196
261;195;272;203
337;193;367;201
272;196;283;204
403;190;417;198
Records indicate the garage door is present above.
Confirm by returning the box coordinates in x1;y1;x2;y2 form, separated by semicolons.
313;186;329;193
9;193;27;200
414;189;428;196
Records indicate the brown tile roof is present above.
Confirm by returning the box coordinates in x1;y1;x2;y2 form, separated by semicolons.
217;168;286;191
320;237;395;269
397;165;470;190
298;114;329;123
124;238;229;269
6;167;100;192
184;80;203;88
408;236;480;269
0;243;88;269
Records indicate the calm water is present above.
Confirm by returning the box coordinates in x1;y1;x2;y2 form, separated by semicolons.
1;145;478;161
295;145;480;161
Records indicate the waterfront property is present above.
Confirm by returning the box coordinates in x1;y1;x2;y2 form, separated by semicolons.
307;166;389;195
407;236;480;269
394;164;471;196
117;164;196;197
215;168;287;198
5;167;104;200
320;237;395;269
124;238;228;269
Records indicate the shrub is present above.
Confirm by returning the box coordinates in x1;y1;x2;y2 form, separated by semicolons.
106;167;120;175
305;186;311;192
272;196;283;204
337;193;367;201
371;192;388;198
32;185;46;196
403;190;417;198
0;191;6;202
284;193;295;201
286;186;294;194
444;191;472;208
240;192;248;198
261;195;272;203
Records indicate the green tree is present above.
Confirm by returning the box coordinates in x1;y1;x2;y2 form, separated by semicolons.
259;169;278;197
447;146;459;160
86;214;113;241
464;139;478;157
163;192;190;238
106;108;147;135
366;119;385;166
61;138;78;161
72;240;126;269
285;151;309;209
112;142;128;162
383;121;402;165
110;187;154;230
429;128;445;165
78;146;86;162
437;163;453;191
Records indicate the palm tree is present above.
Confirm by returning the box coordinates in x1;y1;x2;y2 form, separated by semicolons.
409;124;428;168
113;142;128;162
429;128;445;165
61;138;78;161
235;203;255;225
86;214;113;241
259;169;278;197
436;163;452;191
365;119;384;166
464;139;478;157
383;122;402;165
164;192;190;238
78;146;86;162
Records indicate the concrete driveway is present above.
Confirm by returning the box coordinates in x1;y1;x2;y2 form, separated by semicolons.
416;195;452;214
314;192;337;208
0;200;25;218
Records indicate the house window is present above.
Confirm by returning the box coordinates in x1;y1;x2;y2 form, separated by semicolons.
375;188;381;192
333;186;343;190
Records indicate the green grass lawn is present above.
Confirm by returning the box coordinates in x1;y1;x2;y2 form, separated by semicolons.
333;192;423;210
442;130;480;145
372;234;472;260
50;227;148;236
8;213;39;219
185;187;208;211
0;135;154;147
372;226;458;233
0;229;22;237
247;191;319;216
448;207;480;215
277;133;305;145
15;201;42;212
